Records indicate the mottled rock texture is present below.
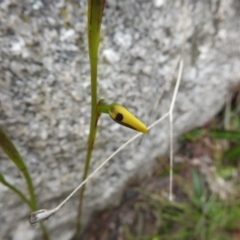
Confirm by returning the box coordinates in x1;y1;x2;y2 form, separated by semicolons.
0;0;240;239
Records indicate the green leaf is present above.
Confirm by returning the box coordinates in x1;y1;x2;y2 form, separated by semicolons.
0;129;49;237
0;172;31;207
180;128;206;141
210;129;240;140
0;126;37;210
223;143;240;161
217;166;235;178
0;126;26;171
88;0;105;66
191;169;203;200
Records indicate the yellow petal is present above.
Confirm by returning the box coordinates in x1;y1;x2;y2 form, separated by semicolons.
109;103;147;133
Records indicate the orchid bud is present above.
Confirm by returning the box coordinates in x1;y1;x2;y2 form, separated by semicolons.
105;103;147;133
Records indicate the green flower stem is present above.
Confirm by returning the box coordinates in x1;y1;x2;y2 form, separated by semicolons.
74;100;104;239
23;169;37;210
39;223;50;240
74;1;105;237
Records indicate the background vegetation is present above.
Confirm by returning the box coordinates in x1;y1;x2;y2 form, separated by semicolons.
81;90;240;240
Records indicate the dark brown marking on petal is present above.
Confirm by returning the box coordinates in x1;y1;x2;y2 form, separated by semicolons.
115;113;123;122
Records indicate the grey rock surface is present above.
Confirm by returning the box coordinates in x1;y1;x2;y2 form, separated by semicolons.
0;0;240;239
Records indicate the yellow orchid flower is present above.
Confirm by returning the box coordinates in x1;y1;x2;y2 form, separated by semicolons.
102;103;147;133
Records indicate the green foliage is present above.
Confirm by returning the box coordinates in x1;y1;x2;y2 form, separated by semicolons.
210;129;240;140
0;172;31;207
0;126;50;239
223;143;240;161
181;128;240;163
1;1;148;238
124;173;240;240
122;93;240;240
75;1;147;237
74;1;106;238
180;128;207;141
0;126;28;171
0;126;36;210
191;169;203;201
211;129;240;162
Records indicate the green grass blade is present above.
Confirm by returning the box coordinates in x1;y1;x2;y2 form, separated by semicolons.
88;0;105;64
210;129;240;140
0;126;50;238
87;0;105;119
0;126;27;171
0;173;31;207
223;143;240;161
191;169;203;200
0;126;36;210
179;128;206;141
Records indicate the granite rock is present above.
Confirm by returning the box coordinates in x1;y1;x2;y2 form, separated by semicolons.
0;0;240;239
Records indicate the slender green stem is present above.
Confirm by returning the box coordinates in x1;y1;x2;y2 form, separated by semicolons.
73;1;105;238
74;38;98;240
75;125;97;236
22;170;37;210
39;222;50;240
74;101;104;238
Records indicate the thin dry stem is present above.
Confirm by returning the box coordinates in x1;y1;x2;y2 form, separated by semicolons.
29;57;183;223
30;57;183;222
169;60;184;201
29;57;184;223
29;112;171;224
